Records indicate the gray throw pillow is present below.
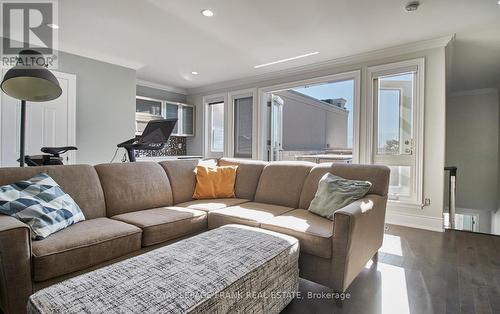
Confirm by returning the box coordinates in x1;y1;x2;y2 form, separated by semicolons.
0;172;85;240
308;173;371;220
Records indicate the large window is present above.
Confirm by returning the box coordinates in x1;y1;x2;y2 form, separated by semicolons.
259;71;360;162
369;59;424;205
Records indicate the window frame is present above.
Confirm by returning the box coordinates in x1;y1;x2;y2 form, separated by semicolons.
367;58;425;206
202;93;227;158
257;70;361;162
227;89;257;159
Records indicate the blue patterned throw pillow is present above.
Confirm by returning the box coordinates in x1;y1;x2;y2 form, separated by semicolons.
0;172;85;240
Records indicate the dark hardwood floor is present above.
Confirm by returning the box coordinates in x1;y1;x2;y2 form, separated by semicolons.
282;224;500;314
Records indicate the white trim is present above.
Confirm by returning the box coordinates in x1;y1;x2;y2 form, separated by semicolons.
367;58;425;205
257;70;361;162
202;93;227;158
188;35;453;95
385;210;444;232
136;79;188;95
53;70;77;164
449;88;498;97
227;88;258;159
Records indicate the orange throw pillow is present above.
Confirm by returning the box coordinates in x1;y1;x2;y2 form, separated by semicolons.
193;165;238;199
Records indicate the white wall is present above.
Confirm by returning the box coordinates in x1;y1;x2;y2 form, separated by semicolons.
446;89;499;213
186;46;448;231
58;51;137;165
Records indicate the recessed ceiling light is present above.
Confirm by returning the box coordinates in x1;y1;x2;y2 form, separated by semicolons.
191;71;199;75
498;0;500;5
254;52;320;69
201;9;214;17
405;1;420;12
47;23;59;29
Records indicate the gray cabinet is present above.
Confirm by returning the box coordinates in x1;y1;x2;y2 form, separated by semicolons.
135;96;195;136
181;105;194;136
165;101;195;136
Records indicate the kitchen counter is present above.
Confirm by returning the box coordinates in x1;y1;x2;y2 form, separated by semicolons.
135;155;203;162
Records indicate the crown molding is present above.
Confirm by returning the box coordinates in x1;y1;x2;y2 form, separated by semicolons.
187;34;454;95
449;88;498;97
136;79;188;95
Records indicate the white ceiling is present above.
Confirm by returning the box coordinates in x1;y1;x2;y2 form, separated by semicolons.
57;0;500;90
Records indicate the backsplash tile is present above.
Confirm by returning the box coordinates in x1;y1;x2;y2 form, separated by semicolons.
135;136;186;157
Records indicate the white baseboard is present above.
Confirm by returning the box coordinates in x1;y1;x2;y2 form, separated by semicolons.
385;210;444;232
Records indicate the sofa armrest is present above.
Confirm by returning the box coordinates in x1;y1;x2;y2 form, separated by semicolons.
330;194;387;292
0;216;32;314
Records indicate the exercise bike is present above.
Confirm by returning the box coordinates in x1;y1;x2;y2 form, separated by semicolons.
117;118;177;162
22;146;77;166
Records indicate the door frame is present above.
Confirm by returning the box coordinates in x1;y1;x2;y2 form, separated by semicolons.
0;69;77;165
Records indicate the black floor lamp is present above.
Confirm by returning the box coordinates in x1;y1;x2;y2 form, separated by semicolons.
0;50;62;167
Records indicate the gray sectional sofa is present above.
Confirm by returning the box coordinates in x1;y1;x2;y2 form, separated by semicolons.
0;158;389;314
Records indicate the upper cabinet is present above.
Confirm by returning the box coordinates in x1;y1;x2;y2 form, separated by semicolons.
165;101;195;136
181;105;194;136
135;96;195;136
136;97;163;117
166;103;179;134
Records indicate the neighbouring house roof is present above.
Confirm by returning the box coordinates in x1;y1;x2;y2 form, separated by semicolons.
276;89;349;113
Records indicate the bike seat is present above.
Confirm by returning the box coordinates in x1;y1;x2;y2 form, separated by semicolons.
41;146;78;155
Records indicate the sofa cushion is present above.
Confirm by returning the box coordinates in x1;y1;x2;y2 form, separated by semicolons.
254;161;314;208
31;217;142;282
159;159;198;204
208;202;293;229
299;164;391;209
112;207;207;246
95;162;173;216
177;198;249;212
260;209;333;259
330;164;390;197
0;172;85;240
0;165;106;219
218;158;268;200
193;165;238;199
308;173;371;220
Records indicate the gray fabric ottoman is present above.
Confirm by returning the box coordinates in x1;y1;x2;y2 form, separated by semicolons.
28;224;299;314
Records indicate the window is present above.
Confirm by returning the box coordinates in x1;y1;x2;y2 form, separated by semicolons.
259;71;360;162
208;101;224;154
233;96;253;158
369;59;424;204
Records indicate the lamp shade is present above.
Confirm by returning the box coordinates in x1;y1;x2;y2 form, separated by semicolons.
0;50;62;102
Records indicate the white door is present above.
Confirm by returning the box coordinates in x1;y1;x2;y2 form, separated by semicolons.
269;94;283;161
0;70;76;166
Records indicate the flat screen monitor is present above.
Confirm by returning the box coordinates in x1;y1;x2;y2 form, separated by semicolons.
139;119;177;145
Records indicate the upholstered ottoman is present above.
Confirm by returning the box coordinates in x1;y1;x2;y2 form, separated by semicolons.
28;225;299;314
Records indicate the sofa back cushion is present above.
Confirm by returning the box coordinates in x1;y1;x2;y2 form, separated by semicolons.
95;162;173;216
218;158;268;200
0;165;106;219
299;163;390;209
254;161;314;208
159;159;198;204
